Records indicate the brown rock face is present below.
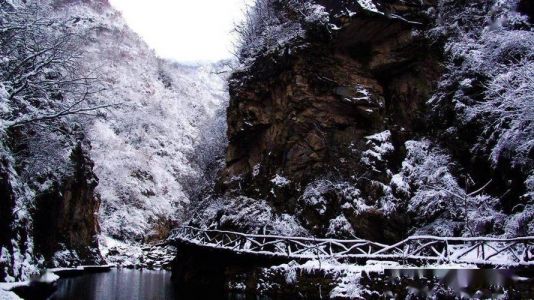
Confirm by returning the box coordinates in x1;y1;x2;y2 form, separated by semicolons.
219;1;442;241
1;141;101;280
32;143;102;265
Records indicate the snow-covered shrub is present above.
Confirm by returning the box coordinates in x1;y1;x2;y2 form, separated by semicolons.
235;0;329;64
296;180;360;229
401;141;463;221
296;180;392;237
426;0;533;237
191;196;309;236
298;180;340;219
390;140;506;237
454;27;534;174
326;215;355;238
360;130;395;174
429;0;533;200
503;204;534;237
481;59;533;170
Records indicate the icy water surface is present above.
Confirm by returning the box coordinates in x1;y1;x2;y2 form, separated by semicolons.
50;269;176;300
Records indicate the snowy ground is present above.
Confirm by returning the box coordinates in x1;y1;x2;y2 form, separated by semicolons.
237;258;481;299
99;236;176;269
0;290;20;300
0;269;60;300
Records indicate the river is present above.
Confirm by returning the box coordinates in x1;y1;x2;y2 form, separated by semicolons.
49;269;176;300
44;267;533;299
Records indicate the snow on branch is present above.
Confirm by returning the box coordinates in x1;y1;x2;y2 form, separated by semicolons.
0;1;110;133
234;0;329;64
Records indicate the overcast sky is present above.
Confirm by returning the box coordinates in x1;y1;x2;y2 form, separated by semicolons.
109;0;252;63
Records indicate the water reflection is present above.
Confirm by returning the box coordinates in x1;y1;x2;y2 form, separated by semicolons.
50;269;177;300
48;268;533;299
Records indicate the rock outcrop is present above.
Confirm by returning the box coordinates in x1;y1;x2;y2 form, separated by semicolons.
0;140;102;281
210;0;534;243
219;0;442;242
32;142;102;266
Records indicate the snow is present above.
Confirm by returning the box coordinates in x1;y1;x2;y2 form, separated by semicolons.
97;236;177;269
50;2;230;243
365;130;391;144
304;4;329;23
235;0;330;65
252;164;261;177
0;84;8;114
356;0;381;14
271;174;290;187
98;236;142;268
326;215;355;238
38;271;59;283
390;174;410;196
354;85;370;101
361;130;394;172
0;289;21;300
193;196;310;236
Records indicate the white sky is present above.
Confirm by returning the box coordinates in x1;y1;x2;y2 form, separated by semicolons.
109;0;252;63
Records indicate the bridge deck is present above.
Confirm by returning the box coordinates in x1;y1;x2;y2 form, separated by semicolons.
170;226;534;267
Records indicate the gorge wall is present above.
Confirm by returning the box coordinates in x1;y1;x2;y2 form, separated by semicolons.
219;0;441;243
197;0;533;243
0;135;102;281
31;142;102;266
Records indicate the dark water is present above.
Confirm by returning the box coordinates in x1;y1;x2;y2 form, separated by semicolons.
50;269;177;300
46;268;534;299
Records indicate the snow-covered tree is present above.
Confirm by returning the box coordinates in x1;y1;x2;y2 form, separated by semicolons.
428;0;533;236
0;1;110;133
234;0;329;63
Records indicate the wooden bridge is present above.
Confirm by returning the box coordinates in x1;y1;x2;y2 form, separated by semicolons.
170;226;534;267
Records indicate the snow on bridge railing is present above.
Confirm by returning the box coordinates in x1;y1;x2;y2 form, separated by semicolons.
170;226;534;267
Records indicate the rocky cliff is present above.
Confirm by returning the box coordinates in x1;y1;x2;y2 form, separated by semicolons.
31;142;102;266
204;0;533;242
0;135;102;281
218;0;440;242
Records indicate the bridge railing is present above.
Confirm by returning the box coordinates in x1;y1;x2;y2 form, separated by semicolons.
170;226;534;267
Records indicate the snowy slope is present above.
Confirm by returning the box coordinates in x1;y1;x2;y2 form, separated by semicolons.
53;2;229;242
1;0;229;280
